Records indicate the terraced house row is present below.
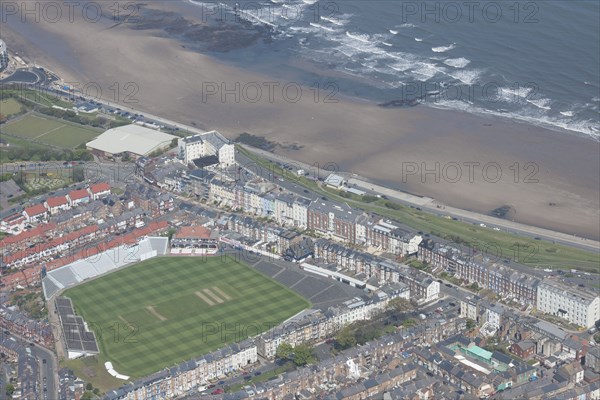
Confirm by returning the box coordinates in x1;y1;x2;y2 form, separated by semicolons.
209;178;422;256
313;239;439;304
1;221;169;290
1;206;148;270
104;293;416;400
1;183;111;234
104;339;258;400
219;214;439;305
418;239;600;328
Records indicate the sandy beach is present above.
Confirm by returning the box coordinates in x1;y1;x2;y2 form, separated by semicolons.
2;1;599;239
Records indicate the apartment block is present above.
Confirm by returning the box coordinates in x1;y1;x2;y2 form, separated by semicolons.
537;280;600;328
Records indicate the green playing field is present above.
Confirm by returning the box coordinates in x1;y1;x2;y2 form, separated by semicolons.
64;256;309;378
1;113;100;148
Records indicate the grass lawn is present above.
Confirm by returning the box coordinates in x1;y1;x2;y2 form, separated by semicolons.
64;256;309;380
1;113;101;148
238;146;600;272
1;114;65;139
61;354;124;393
37;124;100;148
0;134;47;149
0;98;24;116
6;88;73;108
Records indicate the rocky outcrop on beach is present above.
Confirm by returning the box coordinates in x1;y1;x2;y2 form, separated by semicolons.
117;6;272;53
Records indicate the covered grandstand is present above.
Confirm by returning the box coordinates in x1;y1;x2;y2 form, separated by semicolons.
56;297;100;359
169;225;219;255
42;237;169;299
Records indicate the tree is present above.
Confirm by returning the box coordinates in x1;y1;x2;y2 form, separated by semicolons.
336;326;357;350
354;323;382;345
469;283;480;292
466;319;476;330
72;166;85;182
401;318;416;328
387;297;413;313
275;342;293;361
293;344;315;366
86;382;93;391
5;384;14;396
170;138;179;148
166;228;177;241
594;333;600;344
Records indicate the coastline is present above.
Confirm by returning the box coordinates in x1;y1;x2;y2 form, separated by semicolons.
2;3;598;240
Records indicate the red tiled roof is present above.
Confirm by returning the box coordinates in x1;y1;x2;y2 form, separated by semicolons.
68;189;90;201
45;196;68;208
175;225;212;239
2;213;24;223
2;225;100;266
90;182;111;194
0;271;28;287
0;223;57;246
2;221;170;288
24;204;48;217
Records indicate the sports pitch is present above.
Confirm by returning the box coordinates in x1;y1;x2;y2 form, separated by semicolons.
64;256;310;378
0;113;101;148
0;98;24;117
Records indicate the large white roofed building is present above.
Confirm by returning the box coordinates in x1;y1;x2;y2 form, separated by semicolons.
86;124;178;158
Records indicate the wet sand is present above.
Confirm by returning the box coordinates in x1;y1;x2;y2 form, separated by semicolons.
2;1;598;239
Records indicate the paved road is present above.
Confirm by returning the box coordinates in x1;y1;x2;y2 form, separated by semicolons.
233;150;600;292
12;77;600;254
239;145;600;254
0;67;41;84
30;343;57;400
6;332;58;400
41;83;599;253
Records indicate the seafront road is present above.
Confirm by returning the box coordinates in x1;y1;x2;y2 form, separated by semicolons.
42;86;600;254
239;145;600;255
